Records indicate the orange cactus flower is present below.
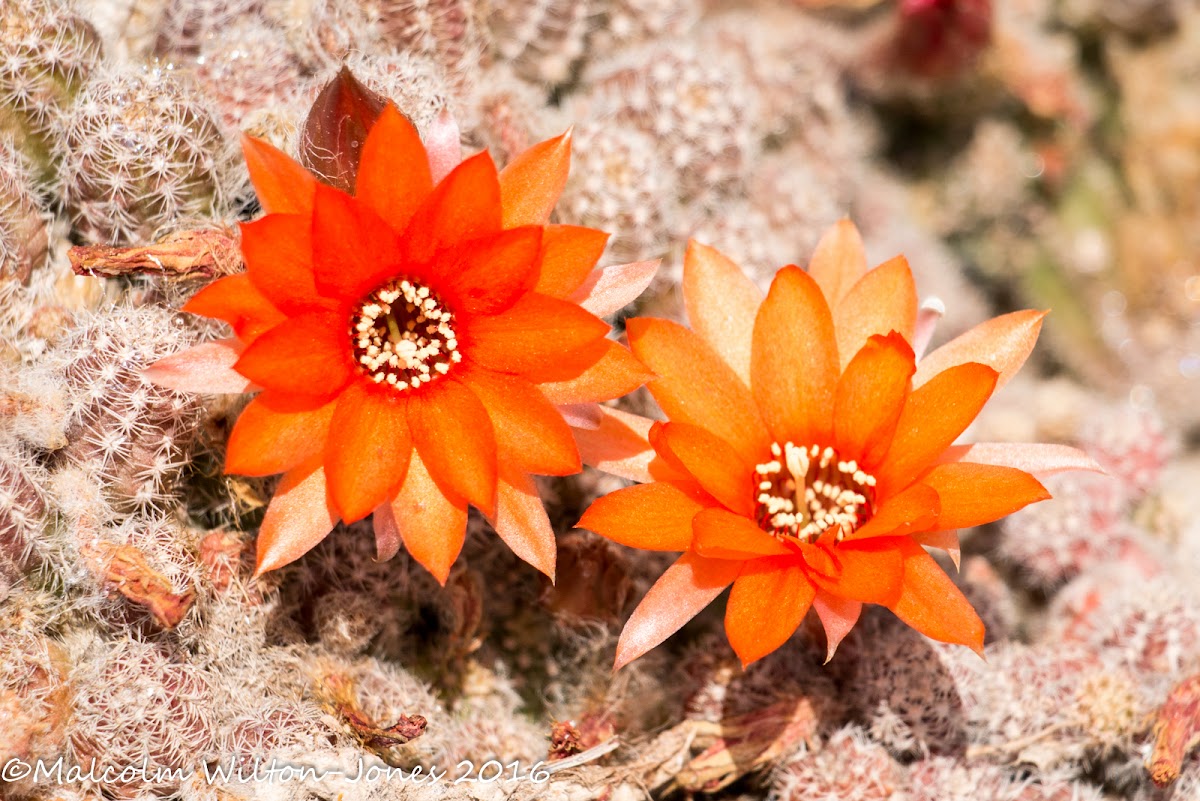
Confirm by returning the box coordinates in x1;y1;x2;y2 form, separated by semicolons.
579;221;1099;668
146;105;656;584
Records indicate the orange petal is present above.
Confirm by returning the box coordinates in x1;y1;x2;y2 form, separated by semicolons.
310;184;404;303
914;309;1047;392
325;381;413;523
226;392;336;477
408;377;498;518
444;226;542;315
182;274;285;344
535;225;609;298
656;422;754;516
692;508;794;560
751;266;839;446
498;129;571;228
834;255;917;371
627;317;771;467
143;339;256;394
725;558;815;666
573;406;655;483
874;362;998;499
579;482;706;552
572;259;659;318
934;443;1103;478
465;293;609;379
465;367;580;476
843;482;940;541
233;311;355;401
240;215;333;317
614;552;742;670
539;340;653;405
254;456;337;576
807;219;867;309
811;592;861;663
682;240;762;385
241;134;316;216
834;332;916;468
806;538;905;605
492;473;556;580
404;150;503;264
355;103;433;231
917;463;1050;529
890;539;985;653
911;529;961;570
389;449;468;585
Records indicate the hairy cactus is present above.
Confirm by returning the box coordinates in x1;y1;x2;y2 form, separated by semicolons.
908;758;1106;801
49;305;204;512
0;139;48;284
54;62;234;245
590;0;696;53
0;0;103;176
377;0;487;95
325;51;454;134
153;0;263;56
771;725;910;801
488;0;596;86
0;446;48;577
0;630;70;768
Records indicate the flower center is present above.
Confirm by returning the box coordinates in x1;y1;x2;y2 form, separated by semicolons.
349;278;462;391
754;442;877;544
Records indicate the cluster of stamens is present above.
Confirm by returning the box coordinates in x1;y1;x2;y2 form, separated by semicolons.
754;443;877;543
350;278;461;390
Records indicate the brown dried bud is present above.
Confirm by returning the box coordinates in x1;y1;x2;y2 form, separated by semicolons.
1150;673;1200;787
80;540;195;628
319;672;427;751
549;720;582;761
540;531;633;624
300;67;388;193
69;226;241;279
198;529;247;593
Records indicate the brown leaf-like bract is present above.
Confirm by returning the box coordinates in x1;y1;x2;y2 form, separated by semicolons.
300;67;388;194
1150;673;1200;787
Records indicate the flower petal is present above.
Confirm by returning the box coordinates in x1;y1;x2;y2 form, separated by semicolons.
843;483;940;541
914;309;1046;392
874;362;998;499
614;552;742;670
807;219;867;309
310;184;404;303
916;463;1050;529
465;293;609;379
465;367;580;476
682;240;762;385
233;311;355;401
725;558;815;666
491;473;556;580
834;332;916;469
656;422;754;516
182;274;286;343
226;392;336;477
404;150;503;264
890;539;985;653
539;340;653;405
692;508;794;560
443;226;542;315
573;406;655;483
425;108;462;183
498;129;571;228
325;381;413;523
241;134;316;216
627;317;771;467
805;538;905;605
913;297;945;360
811;592;861;663
389;448;468;585
911;529;961;570
372;500;402;561
254;456;338;576
572;259;659;318
408;377;498;518
143;339;257;394
752;266;839;446
355;103;433;231
535;225;609;299
558;403;601;429
934;443;1103;478
241;215;333;317
579;481;706;552
834;255;917;370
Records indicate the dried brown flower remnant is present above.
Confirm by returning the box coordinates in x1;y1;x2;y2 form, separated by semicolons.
320;671;428;752
1150;673;1200;787
80;539;196;628
549;719;583;760
69;226;241;280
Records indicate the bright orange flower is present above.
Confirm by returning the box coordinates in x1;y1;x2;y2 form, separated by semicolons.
147;105;655;583
580;221;1099;668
